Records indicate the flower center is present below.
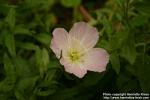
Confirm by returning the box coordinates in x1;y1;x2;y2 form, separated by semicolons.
69;50;81;62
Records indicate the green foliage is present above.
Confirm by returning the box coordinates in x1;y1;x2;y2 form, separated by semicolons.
34;33;51;47
5;7;16;30
120;40;137;64
35;47;50;76
60;0;81;7
4;32;16;56
110;52;120;74
0;54;16;93
25;0;55;10
0;0;150;99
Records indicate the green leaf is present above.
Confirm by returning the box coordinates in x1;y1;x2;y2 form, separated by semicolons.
83;72;104;86
135;55;150;92
109;32;128;50
60;0;81;7
35;47;42;67
97;39;110;51
0;54;16;92
34;33;51;46
14;26;32;36
25;0;55;10
135;0;150;16
12;56;33;78
34;72;57;96
49;60;62;70
0;4;11;15
39;48;49;75
4;32;16;56
0;78;15;92
102;16;113;37
40;0;55;10
0;20;3;30
44;14;57;32
117;72;139;92
3;53;16;78
45;70;58;84
0;93;7;100
110;53;120;74
49;86;81;100
5;7;15;30
35;47;49;76
42;48;49;66
115;0;125;7
16;76;38;92
120;42;137;64
34;87;56;96
14;91;26;100
15;76;38;99
0;33;4;42
16;42;38;51
131;15;149;27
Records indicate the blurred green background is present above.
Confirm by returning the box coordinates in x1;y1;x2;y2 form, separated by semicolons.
0;0;150;100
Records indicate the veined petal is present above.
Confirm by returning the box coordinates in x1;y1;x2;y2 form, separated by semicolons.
50;28;68;58
69;22;99;49
85;48;109;72
60;58;87;78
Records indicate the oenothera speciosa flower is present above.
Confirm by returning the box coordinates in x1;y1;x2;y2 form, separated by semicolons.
50;22;109;78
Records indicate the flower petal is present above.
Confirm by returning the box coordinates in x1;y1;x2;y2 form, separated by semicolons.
60;58;87;78
85;48;109;72
69;22;99;49
50;28;68;58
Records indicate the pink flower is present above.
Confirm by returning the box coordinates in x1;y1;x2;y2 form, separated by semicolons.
50;22;109;78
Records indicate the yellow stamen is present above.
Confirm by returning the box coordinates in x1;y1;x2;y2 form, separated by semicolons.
70;51;80;61
68;49;82;63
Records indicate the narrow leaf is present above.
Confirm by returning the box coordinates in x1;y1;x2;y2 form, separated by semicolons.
110;53;120;74
5;7;15;30
4;32;16;56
